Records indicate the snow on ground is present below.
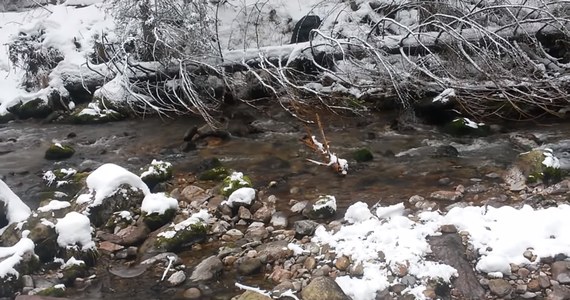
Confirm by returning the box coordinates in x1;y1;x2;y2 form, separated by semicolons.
0;2;114;114
0;179;31;232
311;201;570;300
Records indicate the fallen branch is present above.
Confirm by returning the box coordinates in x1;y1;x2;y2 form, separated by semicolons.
301;114;348;175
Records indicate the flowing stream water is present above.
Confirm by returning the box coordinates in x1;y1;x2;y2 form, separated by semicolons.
2;108;570;299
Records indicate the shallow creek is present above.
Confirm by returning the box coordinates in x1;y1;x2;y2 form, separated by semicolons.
2;109;570;299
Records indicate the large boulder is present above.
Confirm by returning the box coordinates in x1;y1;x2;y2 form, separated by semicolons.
504;148;562;190
301;277;350;300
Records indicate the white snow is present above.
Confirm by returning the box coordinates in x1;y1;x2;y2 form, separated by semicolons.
61;257;85;269
55;212;95;250
287;243;308;255
344;201;373;224
222;187;256;208
312;195;337;212
0;230;35;278
140;159;172;178
0;179;32;232
309;200;570;300
141;193;178;215
37;200;71;213
542;148;561;168
432;88;456;103
84;163;150;207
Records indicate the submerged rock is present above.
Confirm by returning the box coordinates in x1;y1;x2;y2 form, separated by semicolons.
44;143;75;160
189;255;223;282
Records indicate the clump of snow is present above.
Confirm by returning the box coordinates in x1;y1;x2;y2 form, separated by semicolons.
140;159;172;178
61;257;85;269
141;193;178;215
83;163;150;207
117;211;132;220
375;202;405;219
0;230;35;278
0;179;32;232
432;88;456;103
542;148;561;168
37;200;71;213
222;187;256;208
77;102;119;118
344;201;373;224
313;195;337;212
222;172;251;193
455;117;485;129
287;243;307;255
55;212;95;250
157;209;210;240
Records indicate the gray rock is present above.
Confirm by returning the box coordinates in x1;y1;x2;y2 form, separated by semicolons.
22;275;34;288
167;270;186;286
401;275;416;286
245;222;269;241
290;201;308;214
256;240;293;263
549;284;570;300
253;205;274;223
183;287;202;299
488;279;513;297
180;185;209;204
429;190;462;202
236;257;263;275
428;233;485;299
238;206;252;220
294;220;320;236
189;256;223;282
552;261;570;284
301;277;350;300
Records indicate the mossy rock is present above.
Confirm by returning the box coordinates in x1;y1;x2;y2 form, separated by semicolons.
199;166;230;181
28;220;59;262
520;149;563;185
353;148;373;162
69;109;125;124
0;274;22;298
143;209;176;231
443;118;490;137
7;98;53;120
220;173;252;197
61;262;88;286
140;161;173;190
155;223;207;252
45;144;75;160
37;285;66;297
0;112;16;124
104;211;135;232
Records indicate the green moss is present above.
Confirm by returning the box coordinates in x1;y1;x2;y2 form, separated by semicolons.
155;223;207;252
0;113;16;124
221;173;252;197
37;285;66;297
199;166;230;181
61;262;88;286
7;99;53;119
45;144;75;160
443;118;490;137
353;148;373;162
143;209;176;231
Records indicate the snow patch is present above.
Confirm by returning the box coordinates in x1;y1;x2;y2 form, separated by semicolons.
55;212;95;250
0;179;32;232
84;163;150;207
222;187;256;208
0;230;35;278
141;193;178;215
37;200;71;213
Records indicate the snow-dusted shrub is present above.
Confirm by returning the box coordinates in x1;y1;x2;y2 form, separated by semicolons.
8;31;63;90
108;0;215;62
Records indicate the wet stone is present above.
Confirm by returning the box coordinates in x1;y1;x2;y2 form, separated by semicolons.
290;201;308;214
294;220;320;236
167;270;186;286
488;279;513;297
430;190;462;202
183;287;201;299
527;279;541;292
552;261;570;284
236;257;263;276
